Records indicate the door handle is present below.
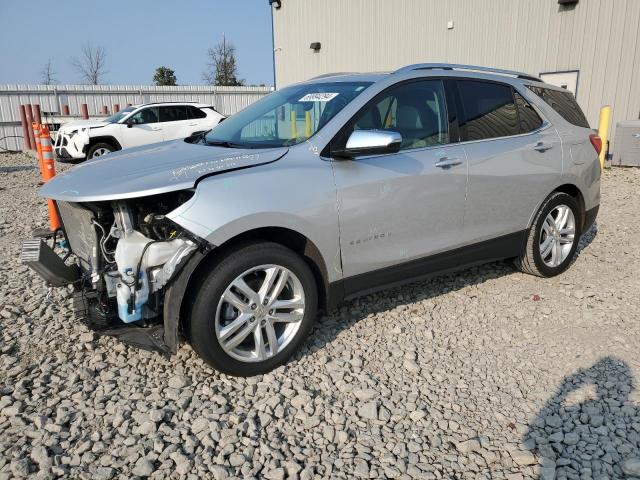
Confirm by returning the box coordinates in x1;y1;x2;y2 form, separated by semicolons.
534;142;552;152
188;122;198;126
632;133;640;138
151;126;161;131
434;157;462;169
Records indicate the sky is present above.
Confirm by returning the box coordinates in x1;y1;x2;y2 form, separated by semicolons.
0;0;275;86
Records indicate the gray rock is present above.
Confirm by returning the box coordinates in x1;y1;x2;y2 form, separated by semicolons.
132;458;155;477
168;375;191;389
621;457;640;477
357;401;378;420
456;439;481;453
10;459;29;477
563;432;580;445
263;467;285;480
510;449;536;466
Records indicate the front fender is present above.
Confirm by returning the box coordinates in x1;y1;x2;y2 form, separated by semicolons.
166;159;342;283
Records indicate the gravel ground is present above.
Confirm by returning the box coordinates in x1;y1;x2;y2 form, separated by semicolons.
0;152;639;480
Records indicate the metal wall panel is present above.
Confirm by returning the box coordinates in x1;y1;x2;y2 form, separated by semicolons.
273;0;640;152
0;85;271;151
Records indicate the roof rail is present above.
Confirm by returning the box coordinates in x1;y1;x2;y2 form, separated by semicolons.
310;72;355;80
393;63;541;82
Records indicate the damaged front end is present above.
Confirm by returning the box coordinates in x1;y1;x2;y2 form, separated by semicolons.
21;190;208;354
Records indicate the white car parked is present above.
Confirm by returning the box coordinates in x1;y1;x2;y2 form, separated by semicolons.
54;102;225;161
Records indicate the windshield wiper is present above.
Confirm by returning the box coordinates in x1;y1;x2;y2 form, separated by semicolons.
205;139;246;148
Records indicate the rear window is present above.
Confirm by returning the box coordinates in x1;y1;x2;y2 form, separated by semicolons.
189;106;207;119
457;80;520;141
527;86;589;128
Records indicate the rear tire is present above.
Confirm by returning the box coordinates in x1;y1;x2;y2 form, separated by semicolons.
515;192;581;277
188;242;317;376
87;142;114;159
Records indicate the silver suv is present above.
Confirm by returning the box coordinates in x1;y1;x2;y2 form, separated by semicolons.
24;63;601;376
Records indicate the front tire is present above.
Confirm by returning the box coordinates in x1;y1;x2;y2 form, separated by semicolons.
189;242;318;376
86;142;114;159
515;192;581;277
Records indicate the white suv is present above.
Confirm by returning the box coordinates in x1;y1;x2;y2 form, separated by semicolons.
54;102;225;161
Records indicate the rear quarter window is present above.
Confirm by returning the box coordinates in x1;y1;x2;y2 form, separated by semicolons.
527;86;590;128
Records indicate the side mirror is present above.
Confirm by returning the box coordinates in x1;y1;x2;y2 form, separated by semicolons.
333;130;402;159
126;119;134;128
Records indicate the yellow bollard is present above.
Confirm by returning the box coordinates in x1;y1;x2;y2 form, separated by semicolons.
290;110;298;139
305;111;312;138
597;105;611;170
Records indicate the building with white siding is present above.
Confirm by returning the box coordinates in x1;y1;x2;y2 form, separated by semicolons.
271;0;640;151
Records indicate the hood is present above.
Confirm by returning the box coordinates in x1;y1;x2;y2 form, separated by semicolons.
60;119;110;131
39;139;288;202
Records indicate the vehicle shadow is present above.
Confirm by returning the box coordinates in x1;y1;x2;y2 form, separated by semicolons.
521;357;640;479
0;165;37;174
305;256;517;355
306;221;599;355
577;221;598;253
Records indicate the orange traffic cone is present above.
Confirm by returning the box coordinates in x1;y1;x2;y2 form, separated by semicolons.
40;125;61;232
32;122;45;181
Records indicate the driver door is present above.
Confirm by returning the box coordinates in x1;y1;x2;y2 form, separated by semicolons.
330;79;468;294
121;107;163;148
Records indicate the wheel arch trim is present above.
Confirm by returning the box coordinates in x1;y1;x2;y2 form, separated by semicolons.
163;226;335;354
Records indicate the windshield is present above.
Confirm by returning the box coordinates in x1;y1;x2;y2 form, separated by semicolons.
205;81;371;148
105;106;136;123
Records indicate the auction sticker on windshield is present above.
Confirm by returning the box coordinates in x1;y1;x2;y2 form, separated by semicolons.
299;93;339;102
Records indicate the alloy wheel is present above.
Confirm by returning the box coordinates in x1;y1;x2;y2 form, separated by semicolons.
539;204;576;267
91;147;111;158
214;264;306;362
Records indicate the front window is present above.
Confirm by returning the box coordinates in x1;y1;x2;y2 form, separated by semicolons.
205;82;371;148
105;106;136;123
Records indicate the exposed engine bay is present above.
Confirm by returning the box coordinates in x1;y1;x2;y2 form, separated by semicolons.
24;190;207;352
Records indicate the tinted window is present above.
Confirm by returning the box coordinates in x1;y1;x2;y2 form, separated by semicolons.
514;91;543;133
129;107;159;125
457;80;519;141
160;106;189;123
527;86;589;128
348;80;449;150
189;106;207;119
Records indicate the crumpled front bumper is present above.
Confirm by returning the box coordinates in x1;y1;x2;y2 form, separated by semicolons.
54;130;89;160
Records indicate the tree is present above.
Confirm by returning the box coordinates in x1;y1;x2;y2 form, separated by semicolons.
71;43;107;85
41;59;57;85
202;35;244;86
153;66;177;86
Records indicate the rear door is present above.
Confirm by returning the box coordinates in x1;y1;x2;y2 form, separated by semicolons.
457;80;561;245
331;79;468;290
159;105;193;141
121;106;163;148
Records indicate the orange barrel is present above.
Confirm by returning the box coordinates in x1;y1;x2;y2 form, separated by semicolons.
39;125;61;231
32;122;45;179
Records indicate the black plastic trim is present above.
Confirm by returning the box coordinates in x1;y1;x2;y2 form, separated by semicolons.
162;250;207;354
583;205;599;232
328;230;526;302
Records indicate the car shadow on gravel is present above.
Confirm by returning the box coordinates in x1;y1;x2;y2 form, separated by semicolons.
577;222;598;254
0;165;37;173
522;357;640;479
306;222;599;355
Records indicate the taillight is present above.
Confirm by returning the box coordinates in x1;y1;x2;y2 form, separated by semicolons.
589;134;602;155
